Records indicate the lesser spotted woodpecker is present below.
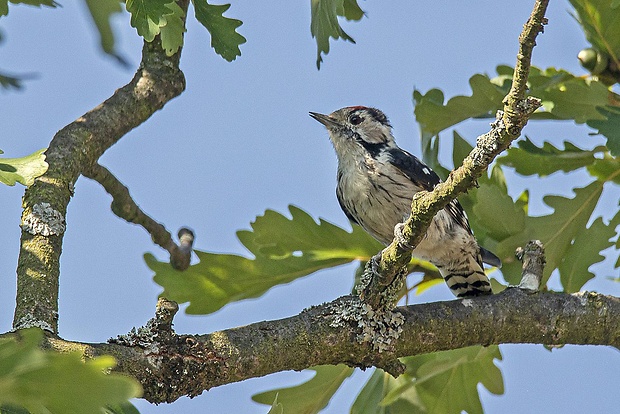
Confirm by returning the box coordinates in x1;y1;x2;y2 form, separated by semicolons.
310;106;501;298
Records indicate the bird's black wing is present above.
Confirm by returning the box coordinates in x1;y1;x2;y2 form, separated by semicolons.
386;147;441;191
388;147;472;232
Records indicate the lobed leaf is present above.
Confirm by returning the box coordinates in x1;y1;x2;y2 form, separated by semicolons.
587;153;620;184
413;75;506;137
587;105;620;156
83;0;124;62
126;0;175;42
252;365;354;414
559;217;617;292
352;369;425;414
0;148;48;186
148;205;382;314
310;0;364;69
159;0;185;56
497;137;606;177
0;329;142;414
495;181;604;285
413;66;610;137
192;0;246;62
266;394;284;414
354;346;503;414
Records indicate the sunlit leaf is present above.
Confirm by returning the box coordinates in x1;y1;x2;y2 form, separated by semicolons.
0;329;142;414
354;346;502;414
0;149;47;186
104;401;141;414
310;0;364;69
266;394;284;414
148;205;382;314
413;66;610;137
559;217;617;292
413;75;506;136
125;0;175;42
587;153;620;184
352;369;425;414
587;105;620;156
252;365;354;414
473;183;526;240
192;0;246;62
527;66;609;123
498;137;606;177
159;0;185;56
495;182;604;285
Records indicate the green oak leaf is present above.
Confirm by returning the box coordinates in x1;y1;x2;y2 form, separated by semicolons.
528;67;609;123
587;153;620;184
413;74;506;136
352;369;425;414
495;181;604;285
473;183;526;241
159;0;185;56
310;0;364;69
420;131;450;181
266;394;284;414
587;106;620;156
0;328;142;414
498;137;607;177
0;0;58;17
147;205;382;314
354;346;503;414
559;216;617;292
104;401;141;414
569;0;620;66
252;365;354;414
192;0;246;62
413;66;610;137
0;149;47;186
83;0;125;62
126;0;175;42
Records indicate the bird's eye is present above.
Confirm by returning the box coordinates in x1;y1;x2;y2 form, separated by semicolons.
349;114;363;125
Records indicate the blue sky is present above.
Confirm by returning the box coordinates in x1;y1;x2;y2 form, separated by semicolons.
1;1;619;413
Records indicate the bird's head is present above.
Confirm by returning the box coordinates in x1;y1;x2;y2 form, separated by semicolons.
310;106;395;161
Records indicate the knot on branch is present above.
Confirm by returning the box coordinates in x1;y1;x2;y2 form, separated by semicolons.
110;298;179;349
516;240;546;292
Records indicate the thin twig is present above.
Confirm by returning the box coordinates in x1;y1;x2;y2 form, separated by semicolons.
516;240;546;292
83;163;194;270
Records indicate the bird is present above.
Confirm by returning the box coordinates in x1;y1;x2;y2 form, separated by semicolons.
310;106;501;298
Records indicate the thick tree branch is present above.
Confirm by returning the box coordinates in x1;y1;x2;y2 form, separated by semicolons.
362;0;549;307
13;1;190;334
82;163;194;270
33;289;619;404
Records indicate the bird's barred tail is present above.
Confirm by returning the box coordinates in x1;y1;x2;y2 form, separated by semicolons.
438;255;492;298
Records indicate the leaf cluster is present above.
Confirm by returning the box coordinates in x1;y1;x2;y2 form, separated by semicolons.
0;329;141;414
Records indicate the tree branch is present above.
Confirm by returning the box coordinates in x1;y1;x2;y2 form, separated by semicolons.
35;289;619;404
13;1;190;334
82;163;194;270
362;0;549;308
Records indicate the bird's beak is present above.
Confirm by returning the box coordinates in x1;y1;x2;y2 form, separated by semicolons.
309;112;340;129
